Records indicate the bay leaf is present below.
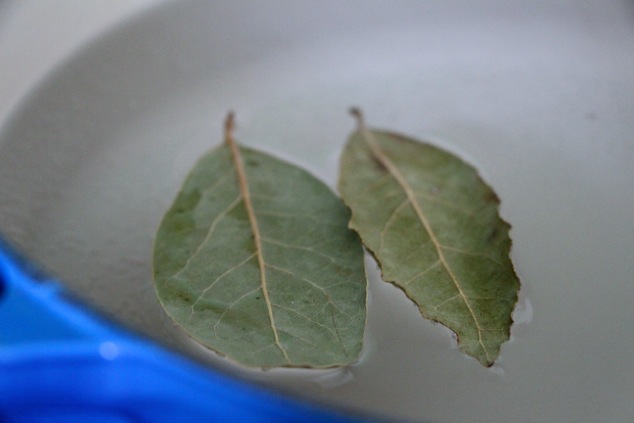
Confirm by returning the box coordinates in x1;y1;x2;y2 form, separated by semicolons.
153;113;366;368
338;109;519;366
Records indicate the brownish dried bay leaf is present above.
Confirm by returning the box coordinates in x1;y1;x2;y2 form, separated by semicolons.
153;113;366;368
338;109;519;366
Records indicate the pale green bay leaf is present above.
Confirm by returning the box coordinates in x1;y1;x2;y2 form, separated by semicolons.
153;143;366;368
338;126;519;366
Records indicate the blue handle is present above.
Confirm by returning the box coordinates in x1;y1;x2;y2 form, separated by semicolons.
0;242;377;423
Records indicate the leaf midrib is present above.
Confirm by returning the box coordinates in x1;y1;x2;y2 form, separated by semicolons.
358;129;491;363
226;139;291;364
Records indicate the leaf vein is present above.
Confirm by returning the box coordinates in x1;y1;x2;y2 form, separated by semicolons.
188;252;257;322
266;263;347;354
262;237;336;264
416;191;477;216
257;210;320;223
212;287;261;338
403;259;442;286
273;304;339;338
378;198;410;255
172;195;242;280
439;244;503;266
227;131;291;364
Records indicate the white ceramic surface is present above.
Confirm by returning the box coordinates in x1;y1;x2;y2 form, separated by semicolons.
1;1;634;422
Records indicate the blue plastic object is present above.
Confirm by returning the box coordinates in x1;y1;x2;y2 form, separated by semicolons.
0;241;376;423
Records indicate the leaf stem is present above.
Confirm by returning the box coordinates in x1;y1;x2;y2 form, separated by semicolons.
349;107;366;132
224;110;236;146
